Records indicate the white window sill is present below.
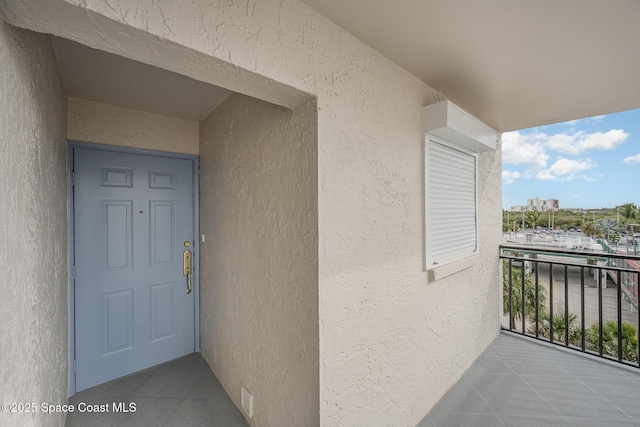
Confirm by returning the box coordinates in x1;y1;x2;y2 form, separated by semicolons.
427;254;477;282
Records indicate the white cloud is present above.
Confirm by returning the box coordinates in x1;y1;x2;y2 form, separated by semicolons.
581;129;628;151
545;129;628;155
561;115;604;126
502;131;549;169
549;158;595;174
545;133;579;154
503;129;627;168
623;153;640;163
504;123;627;185
536;158;597;181
588;115;606;124
502;170;522;185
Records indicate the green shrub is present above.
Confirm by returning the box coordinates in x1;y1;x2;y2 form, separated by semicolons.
585;320;638;362
529;311;581;346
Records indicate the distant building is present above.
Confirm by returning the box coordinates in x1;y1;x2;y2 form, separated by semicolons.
528;197;559;212
510;197;559;212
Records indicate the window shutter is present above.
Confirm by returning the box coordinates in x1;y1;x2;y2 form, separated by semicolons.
426;138;477;268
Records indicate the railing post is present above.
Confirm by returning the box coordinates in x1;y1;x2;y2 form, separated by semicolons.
521;257;526;334
580;266;585;351
598;267;603;357
617;270;623;362
637;271;640;366
534;261;539;338
549;262;554;343
564;265;569;346
508;258;513;331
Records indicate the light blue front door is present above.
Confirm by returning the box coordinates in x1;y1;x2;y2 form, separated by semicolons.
73;147;195;392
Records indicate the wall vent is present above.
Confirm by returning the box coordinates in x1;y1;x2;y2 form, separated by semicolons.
241;385;254;418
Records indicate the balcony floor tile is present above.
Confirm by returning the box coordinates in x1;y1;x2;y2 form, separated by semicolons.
421;332;640;427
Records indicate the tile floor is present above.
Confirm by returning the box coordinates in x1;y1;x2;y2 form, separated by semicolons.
65;353;248;427
418;332;640;426
67;333;640;426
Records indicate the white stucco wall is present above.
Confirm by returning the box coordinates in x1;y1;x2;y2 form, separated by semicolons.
199;93;319;426
1;1;503;426
0;21;69;427
67;97;199;155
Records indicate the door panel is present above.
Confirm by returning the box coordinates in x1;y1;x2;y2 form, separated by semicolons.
102;200;132;270
150;282;176;341
74;147;195;392
150;201;175;265
102;290;133;354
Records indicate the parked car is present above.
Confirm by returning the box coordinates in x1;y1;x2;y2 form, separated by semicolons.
573;236;596;249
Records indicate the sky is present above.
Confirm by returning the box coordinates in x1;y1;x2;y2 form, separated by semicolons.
502;108;640;210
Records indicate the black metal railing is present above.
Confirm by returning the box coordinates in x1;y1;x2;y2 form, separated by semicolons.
501;243;640;367
597;238;639;310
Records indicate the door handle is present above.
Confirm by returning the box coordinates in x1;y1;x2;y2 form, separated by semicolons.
183;249;192;294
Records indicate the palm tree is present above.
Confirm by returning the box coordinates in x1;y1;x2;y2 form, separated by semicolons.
526;210;542;229
585;320;638;362
610;233;620;247
620;203;638;224
532;311;581;346
503;262;547;329
582;221;597;238
595;218;618;243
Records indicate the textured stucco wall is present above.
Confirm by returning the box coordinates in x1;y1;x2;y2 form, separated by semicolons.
1;1;503;426
67;97;199;155
0;21;69;427
199;93;319;427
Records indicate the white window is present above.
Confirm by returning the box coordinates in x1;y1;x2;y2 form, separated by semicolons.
422;100;496;276
425;135;477;269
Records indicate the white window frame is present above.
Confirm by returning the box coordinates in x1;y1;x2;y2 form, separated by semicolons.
424;134;478;272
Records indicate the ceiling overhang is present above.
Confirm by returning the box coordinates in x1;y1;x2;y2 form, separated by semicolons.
51;36;232;122
300;0;640;132
2;0;639;131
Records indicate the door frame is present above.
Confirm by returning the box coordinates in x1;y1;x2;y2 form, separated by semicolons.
66;141;200;396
